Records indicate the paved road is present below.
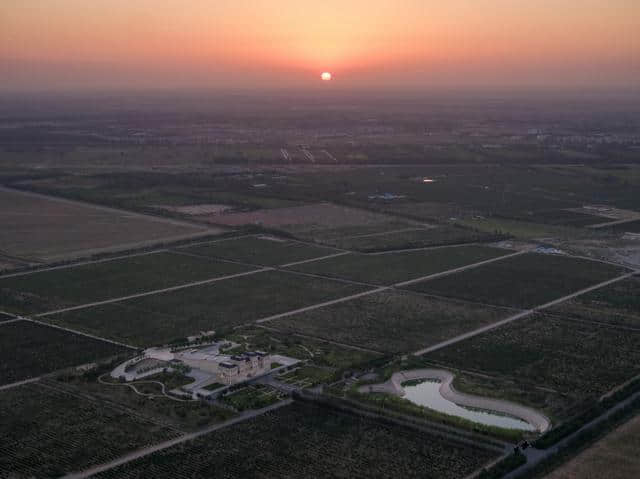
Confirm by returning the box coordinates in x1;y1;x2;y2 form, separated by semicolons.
0;376;42;391
413;271;636;356
62;399;294;479
503;390;640;479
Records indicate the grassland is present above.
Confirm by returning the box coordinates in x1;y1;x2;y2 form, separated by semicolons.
544;412;640;479
0;251;252;314
424;313;640;413
0;320;128;386
93;402;498;479
44;271;369;346
407;253;626;309
270;290;513;353
221;384;284;411
180;235;336;266
0;187;214;262
0;381;179;478
288;245;510;285
548;275;640;328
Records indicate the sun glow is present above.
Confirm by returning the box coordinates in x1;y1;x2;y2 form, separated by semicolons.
321;72;332;81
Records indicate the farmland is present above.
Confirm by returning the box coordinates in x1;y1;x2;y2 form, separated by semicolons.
269;290;513;353
93;402;498;479
0;251;253;314
181;235;337;266
424;313;640;414
0;187;215;262
544;412;640;479
0;381;179;478
0;320;128;386
288;244;510;285
407;253;627;309
548;275;640;328
44;270;369;346
318;224;505;252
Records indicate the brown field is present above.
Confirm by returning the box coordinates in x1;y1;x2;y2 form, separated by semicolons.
545;413;640;479
0;187;219;261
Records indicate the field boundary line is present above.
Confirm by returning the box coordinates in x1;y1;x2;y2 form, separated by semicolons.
279;251;350;268
0;376;42;391
257;324;385;354
35;267;270;318
173;233;258;249
0;317;23;326
412;271;636;356
62;399;294;479
394;250;526;288
21;317;139;350
0;249;168;279
366;241;490;255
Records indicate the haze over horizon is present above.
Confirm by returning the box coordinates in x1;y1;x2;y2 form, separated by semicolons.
2;0;639;93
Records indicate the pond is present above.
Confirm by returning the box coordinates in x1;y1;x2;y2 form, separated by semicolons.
402;379;535;431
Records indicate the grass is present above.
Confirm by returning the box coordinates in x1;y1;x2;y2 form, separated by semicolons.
288;245;510;285
181;236;337;266
0;320;128;386
407;252;627;309
0;381;179;477
424;313;640;413
269;290;513;353
44;270;368;347
92;402;498;479
0;251;253;314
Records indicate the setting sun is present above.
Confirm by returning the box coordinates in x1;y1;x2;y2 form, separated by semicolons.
321;72;332;81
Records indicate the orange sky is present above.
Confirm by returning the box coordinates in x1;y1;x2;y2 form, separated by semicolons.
1;1;638;90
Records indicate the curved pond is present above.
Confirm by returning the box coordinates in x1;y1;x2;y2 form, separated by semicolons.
359;369;550;433
402;379;535;431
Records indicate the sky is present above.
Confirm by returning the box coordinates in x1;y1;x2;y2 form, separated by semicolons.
1;1;638;91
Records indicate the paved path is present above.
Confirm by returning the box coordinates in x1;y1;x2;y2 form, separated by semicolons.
62;399;293;479
413;271;636;356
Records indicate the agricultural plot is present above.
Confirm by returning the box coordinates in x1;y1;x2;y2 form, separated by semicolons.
93;402;498;479
548;275;640;328
0;251;253;315
507;209;606;227
545;412;640;479
0;320;128;386
0;187;215;262
320;224;505;252
407;253;627;309
424;313;640;412
44;271;369;346
288;245;510;285
181;235;336;266
0;381;179;478
270;290;513;353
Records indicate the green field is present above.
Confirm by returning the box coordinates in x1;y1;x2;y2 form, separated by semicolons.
44;271;369;346
270;290;513;353
0;320;128;386
424;313;640;412
548;275;640;328
0;251;252;314
180;236;337;266
0;381;178;477
288;245;510;285
93;402;498;479
407;253;626;309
